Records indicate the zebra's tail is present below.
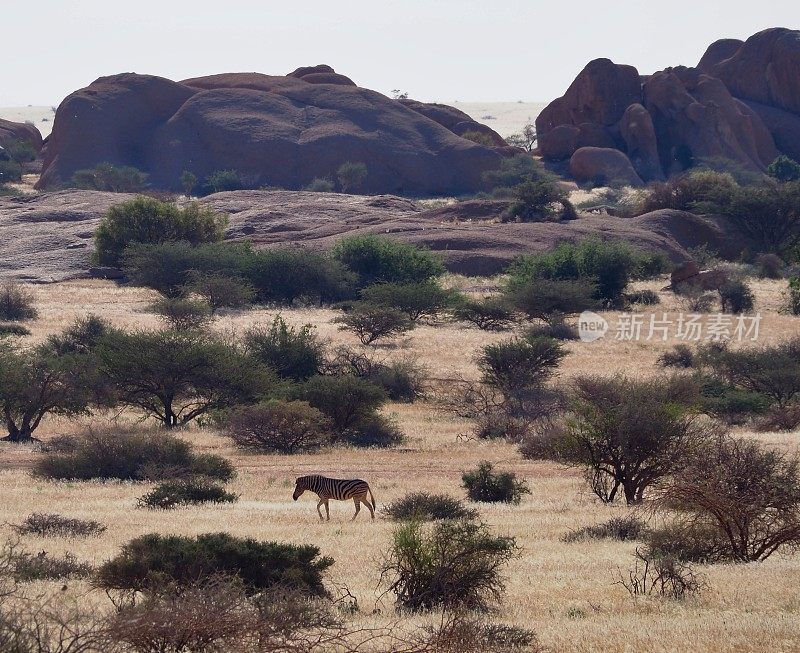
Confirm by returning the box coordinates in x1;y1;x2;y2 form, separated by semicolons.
367;485;377;511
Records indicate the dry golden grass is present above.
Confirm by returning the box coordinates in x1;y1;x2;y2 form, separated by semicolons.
1;277;800;652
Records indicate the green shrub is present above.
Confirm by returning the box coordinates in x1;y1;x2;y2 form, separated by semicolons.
333;235;445;286
699;338;800;408
451;296;515;331
33;426;235;481
244;316;324;381
506;237;669;304
46;314;110;355
225;400;332;453
0;159;23;183
366;358;425;402
462;461;529;504
333;303;414;345
506;278;597;319
13;513;106;538
246;247;354;304
305;177;335;192
0;322;31;337
698;376;770;424
562;516;646;543
637;169;738;214
95;532;333;595
481;154;549;189
718;279;754;313
185;273;255;313
383;492;478;521
360;281;452;321
95;197;227;266
2;139;38;163
502;180;575;222
768;155;800;182
295;375;386;434
382;519;517;611
0;283;37;321
149;297;212;331
204;169;243;194
72;162;149;192
342;413;405;448
138;479;238;509
479;335;566;410
336;161;368;193
725;181;800;255
180;170;198;195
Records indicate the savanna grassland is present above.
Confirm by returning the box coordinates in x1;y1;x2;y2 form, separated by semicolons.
1;275;799;653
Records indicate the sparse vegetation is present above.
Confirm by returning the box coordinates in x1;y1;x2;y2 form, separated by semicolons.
333;302;414;345
148;296;212;330
336;161;368;193
13;513;106;538
562;515;646;543
0;283;37;321
225;400;332;453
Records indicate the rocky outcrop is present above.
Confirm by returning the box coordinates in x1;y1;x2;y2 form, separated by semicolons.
537;28;800;182
0;118;43;152
0;190;751;282
398;99;507;147
569;147;643;187
37;67;509;196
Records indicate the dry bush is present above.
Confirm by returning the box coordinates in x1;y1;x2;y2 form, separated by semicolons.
642;520;731;564
324;347;425;402
658;344;695;369
381;520;517;612
473;412;531;442
416;613;540;653
148;296;212;331
341;413;405;448
562;515;646;543
13;513;106;538
333;303;414;345
451;297;515;331
754;402;800;432
0;541;93;582
657;435;800;562
618;549;705;600
0;283;38;321
225;400;333;454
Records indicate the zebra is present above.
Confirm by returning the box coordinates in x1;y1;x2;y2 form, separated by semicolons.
292;475;376;521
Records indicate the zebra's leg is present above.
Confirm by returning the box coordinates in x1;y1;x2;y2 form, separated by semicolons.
365;496;375;519
351;498;361;521
316;499;325;521
324;499;330;522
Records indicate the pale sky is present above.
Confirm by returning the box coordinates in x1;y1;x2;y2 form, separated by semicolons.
2;0;798;106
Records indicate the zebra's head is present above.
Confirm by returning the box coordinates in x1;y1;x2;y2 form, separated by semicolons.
293;476;308;501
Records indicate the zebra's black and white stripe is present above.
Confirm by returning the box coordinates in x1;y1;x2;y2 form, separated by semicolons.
293;475;376;521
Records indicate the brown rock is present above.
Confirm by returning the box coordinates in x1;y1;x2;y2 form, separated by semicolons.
568;147;643;187
702;28;800;116
0;118;43;152
37;70;507;195
619;104;663;180
671;260;701;284
538;125;580;160
399;99;507;146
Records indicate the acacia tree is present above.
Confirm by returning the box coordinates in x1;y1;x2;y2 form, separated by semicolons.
660;435;800;562
556;376;713;504
0;344;97;442
97;330;276;428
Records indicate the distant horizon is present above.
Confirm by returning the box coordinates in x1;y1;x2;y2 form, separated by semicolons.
2;0;797;107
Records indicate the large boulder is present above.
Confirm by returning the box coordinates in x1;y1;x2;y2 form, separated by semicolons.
700;28;800;116
537;28;800;183
568;147;643;187
619;103;663;180
37;68;508;196
0;118;43;152
398;99;507;147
